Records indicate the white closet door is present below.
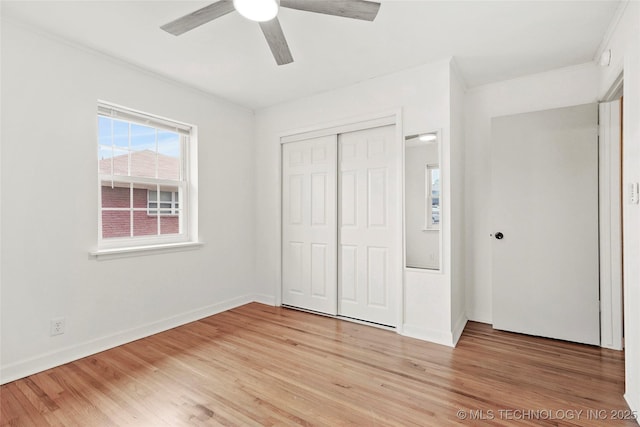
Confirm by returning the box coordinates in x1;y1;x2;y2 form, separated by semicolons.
338;125;398;326
282;136;338;315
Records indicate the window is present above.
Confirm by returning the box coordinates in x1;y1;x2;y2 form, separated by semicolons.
426;165;440;229
148;190;179;216
97;102;194;249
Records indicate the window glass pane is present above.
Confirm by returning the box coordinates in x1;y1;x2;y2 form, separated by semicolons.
112;148;129;176
131;186;151;209
101;182;130;209
430;168;440;225
112;119;129;148
160;213;180;235
148;190;157;202
98;146;113;175
133;210;158;236
130;124;157;178
98;117;113;147
131;124;156;151
102;210;130;238
157;131;180;180
160;191;172;202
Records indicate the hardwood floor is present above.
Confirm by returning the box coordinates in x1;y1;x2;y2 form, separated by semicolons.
1;303;636;426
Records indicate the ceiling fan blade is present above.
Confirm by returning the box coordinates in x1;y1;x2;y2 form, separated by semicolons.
259;18;294;66
161;0;235;36
280;0;380;21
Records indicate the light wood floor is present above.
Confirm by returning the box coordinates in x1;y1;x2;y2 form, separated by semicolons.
1;303;636;426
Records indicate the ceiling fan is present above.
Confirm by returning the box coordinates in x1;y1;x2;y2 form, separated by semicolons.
160;0;381;66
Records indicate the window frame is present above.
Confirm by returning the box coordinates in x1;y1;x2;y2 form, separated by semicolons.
96;101;196;251
425;164;440;230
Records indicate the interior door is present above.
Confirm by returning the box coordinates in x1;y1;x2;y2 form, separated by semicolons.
338;125;398;326
282;136;337;315
491;103;600;345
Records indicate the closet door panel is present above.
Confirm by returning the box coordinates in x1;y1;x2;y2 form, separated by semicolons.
338;125;398;326
282;136;338;315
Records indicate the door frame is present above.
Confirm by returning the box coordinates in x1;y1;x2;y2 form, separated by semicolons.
599;74;624;350
276;109;404;331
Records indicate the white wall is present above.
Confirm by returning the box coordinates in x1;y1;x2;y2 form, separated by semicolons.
0;21;257;383
463;63;601;323
405;143;439;269
597;0;640;414
254;59;464;344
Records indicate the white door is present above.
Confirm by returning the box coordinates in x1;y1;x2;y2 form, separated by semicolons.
282;136;337;315
338;125;399;326
491;103;600;345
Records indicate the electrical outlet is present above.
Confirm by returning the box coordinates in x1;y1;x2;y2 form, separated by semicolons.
50;317;65;336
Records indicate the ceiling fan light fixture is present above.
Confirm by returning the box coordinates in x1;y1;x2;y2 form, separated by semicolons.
233;0;279;22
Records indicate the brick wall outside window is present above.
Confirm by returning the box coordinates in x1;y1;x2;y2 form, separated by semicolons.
101;186;179;238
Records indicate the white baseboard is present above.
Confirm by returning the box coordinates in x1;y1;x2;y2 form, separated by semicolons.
624;393;640;419
0;294;265;385
452;314;468;346
253;294;277;306
402;315;468;348
401;324;455;347
466;308;492;324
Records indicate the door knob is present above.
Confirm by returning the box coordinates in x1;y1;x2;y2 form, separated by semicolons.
495;232;504;240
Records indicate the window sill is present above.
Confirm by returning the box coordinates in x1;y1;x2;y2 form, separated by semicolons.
90;241;203;260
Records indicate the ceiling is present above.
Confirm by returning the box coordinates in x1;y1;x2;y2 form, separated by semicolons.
1;0;621;110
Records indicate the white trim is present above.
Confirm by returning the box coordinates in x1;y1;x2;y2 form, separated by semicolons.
99;175;185;187
98;102;192;135
281;116;396;144
278;109;401;144
624;393;640;417
401;324;455;347
602;72;624;102
253;294;277;306
393;113;405;332
593;1;630;63
466;309;492;324
402;320;467;347
0;295;262;385
452;313;468;346
90;241;203;259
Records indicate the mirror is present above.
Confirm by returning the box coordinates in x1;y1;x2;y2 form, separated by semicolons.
405;132;440;270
